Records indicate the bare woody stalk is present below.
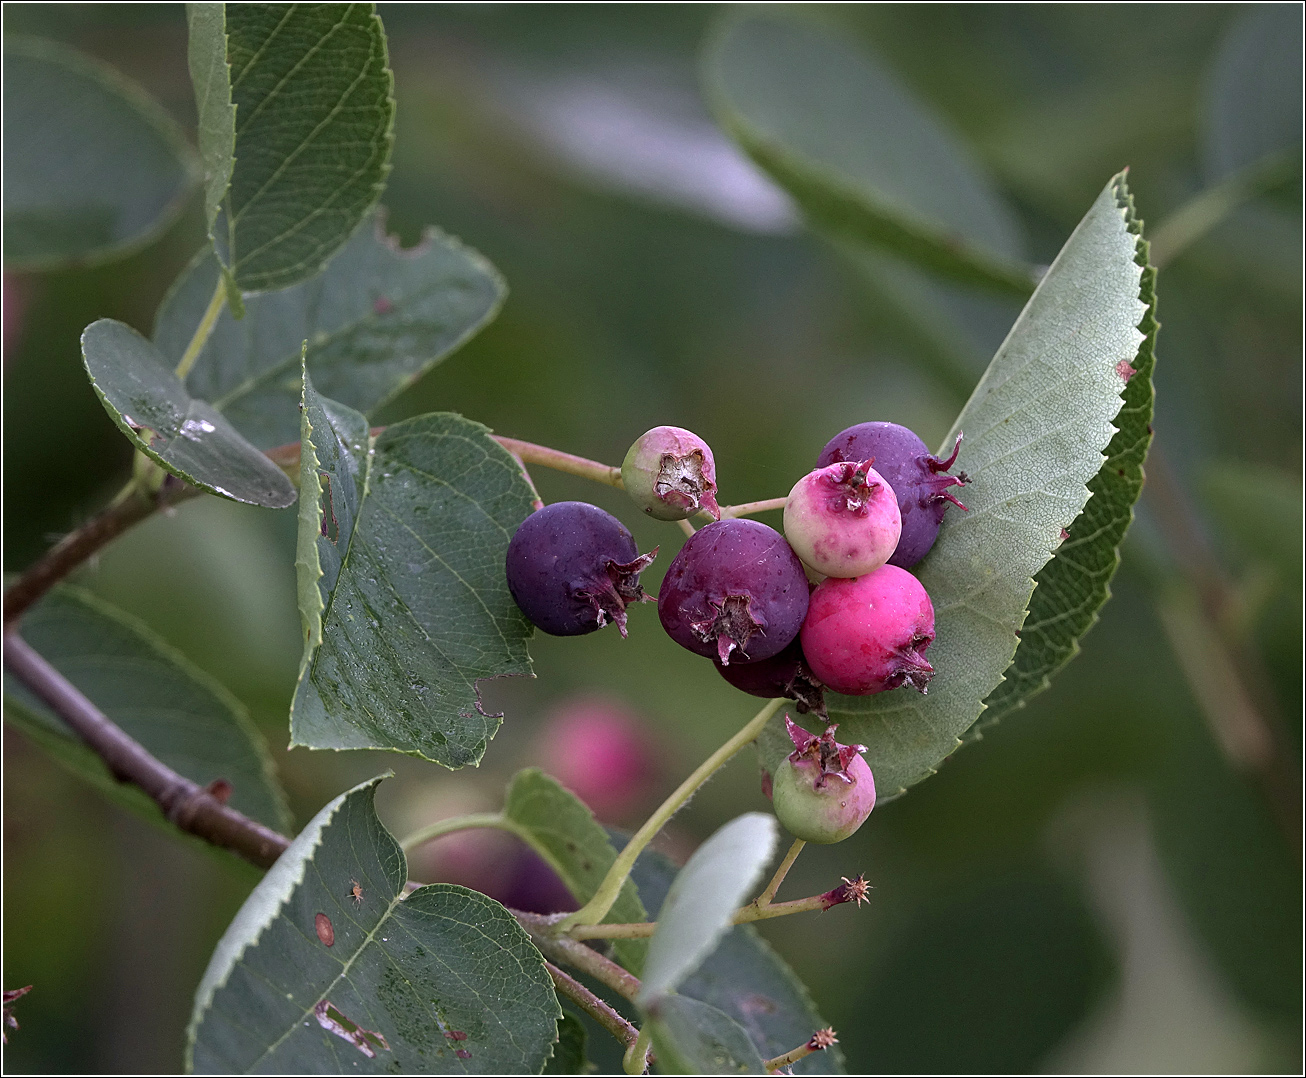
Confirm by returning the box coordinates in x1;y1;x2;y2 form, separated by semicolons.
3;630;289;869
543;962;643;1055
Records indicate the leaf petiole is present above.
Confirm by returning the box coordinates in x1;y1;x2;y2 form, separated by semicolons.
173;277;227;381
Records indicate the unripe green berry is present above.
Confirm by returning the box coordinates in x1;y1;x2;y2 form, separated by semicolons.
769;718;875;844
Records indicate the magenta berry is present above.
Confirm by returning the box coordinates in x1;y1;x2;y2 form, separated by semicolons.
801;566;935;695
817;422;969;568
771;718;876;843
716;639;827;718
622;425;721;521
506;501;656;637
658;518;808;665
784;460;902;578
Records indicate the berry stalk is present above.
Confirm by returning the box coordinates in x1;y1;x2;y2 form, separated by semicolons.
493;436;624;489
558;697;785;930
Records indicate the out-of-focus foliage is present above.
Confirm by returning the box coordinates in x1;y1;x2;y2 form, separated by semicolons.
3;4;1299;1074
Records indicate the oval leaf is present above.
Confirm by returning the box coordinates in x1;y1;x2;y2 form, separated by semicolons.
625;837;844;1074
3;584;289;833
81;318;296;507
187;776;561;1074
811;173;1147;798
979;192;1156;728
154;212;505;449
3;36;197;270
638;813;778;1006
503;769;648;971
648;994;766;1076
292;367;536;767
195;3;396;293
704;12;1034;296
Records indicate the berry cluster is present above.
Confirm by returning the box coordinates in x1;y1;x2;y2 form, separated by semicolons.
502;421;968;843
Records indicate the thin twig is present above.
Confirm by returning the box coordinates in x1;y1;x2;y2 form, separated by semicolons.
3;630;289;869
755;838;805;907
717;496;788;520
493;436;623;489
544;962;641;1053
517;914;643;1002
765;1028;838;1073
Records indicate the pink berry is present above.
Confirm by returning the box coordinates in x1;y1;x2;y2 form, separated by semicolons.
800;566;935;695
622;426;721;521
784;460;902;578
532;697;659;822
771;718;876;843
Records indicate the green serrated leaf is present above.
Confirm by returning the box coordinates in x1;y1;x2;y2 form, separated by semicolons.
154;212;506;449
544;1012;590;1075
186;3;236;239
292;370;536;767
639;814;777;1006
187;777;561;1074
977;185;1157;730
648;994;766;1076
703;12;1034;296
3;36;197;271
81;318;296;508
804;173;1147;799
503;769;648;972
200;3;395;293
3;584;289;834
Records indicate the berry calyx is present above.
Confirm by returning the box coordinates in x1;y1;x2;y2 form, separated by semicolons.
783;460;902;578
800;565;935;695
770;717;876;844
658;518;808;665
817;422;969;568
505;501;656;637
621;426;721;521
715;639;827;718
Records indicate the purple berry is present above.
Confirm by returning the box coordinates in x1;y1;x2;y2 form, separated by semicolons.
715;639;827;718
801;566;935;695
817;422;969;568
506;501;656;637
658;518;808;665
622;426;721;521
784;460;902;578
771;718;876;844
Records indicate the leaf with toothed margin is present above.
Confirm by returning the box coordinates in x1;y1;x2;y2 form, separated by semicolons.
153;210;505;451
186;776;561;1074
975;189;1156;735
80;318;297;508
648;993;767;1075
292;363;536;767
766;173;1150;800
188;3;395;294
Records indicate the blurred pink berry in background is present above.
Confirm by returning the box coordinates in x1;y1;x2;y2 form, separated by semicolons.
531;695;661;823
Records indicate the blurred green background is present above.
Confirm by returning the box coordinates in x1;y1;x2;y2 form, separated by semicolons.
3;3;1300;1073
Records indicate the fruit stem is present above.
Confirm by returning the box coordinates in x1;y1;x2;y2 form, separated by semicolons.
518;917;643;1002
568;879;861;940
494;436;624;489
558;698;785;930
754;838;805;907
764;1028;839;1072
715;496;788;520
173;277;227;381
623;1024;653;1075
396;812;528;853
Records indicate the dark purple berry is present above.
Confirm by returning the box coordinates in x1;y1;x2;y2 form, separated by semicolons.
817;422;969;568
658;519;808;665
506;501;656;637
715;639;827;718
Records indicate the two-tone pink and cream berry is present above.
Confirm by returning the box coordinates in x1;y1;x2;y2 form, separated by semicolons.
621;425;721;521
783;460;902;579
771;717;876;844
800;565;935;695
